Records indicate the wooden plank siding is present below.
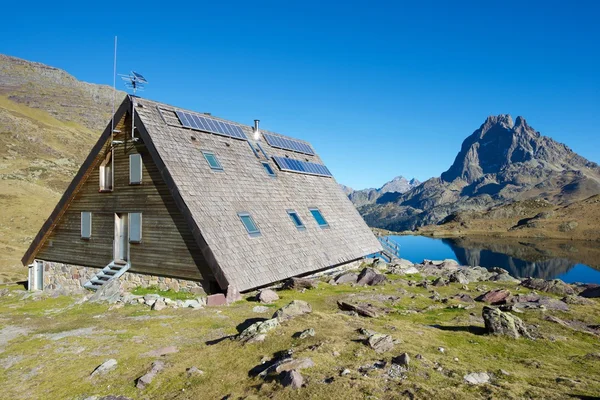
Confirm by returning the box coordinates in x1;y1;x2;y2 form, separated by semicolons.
36;112;215;286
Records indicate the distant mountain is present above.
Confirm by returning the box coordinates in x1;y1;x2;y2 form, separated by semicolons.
341;176;421;207
0;54;123;281
359;114;600;231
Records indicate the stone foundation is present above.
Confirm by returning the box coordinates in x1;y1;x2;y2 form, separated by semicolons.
41;261;206;295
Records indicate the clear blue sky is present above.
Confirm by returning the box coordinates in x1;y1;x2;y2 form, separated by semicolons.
1;0;598;189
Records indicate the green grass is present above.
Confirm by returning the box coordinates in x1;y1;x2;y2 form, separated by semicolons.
131;285;198;300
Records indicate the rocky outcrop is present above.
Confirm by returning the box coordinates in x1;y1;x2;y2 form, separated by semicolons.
520;278;576;296
273;300;312;321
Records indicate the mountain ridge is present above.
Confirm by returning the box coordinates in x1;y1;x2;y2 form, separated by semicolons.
341;175;421;207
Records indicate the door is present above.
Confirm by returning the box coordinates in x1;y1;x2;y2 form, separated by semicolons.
29;260;43;290
114;213;129;263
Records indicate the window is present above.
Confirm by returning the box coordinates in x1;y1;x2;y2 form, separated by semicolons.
203;151;223;171
309;208;329;228
262;162;276;177
81;212;92;239
129;212;142;243
287;210;305;230
129;154;142;184
238;212;261;236
99;150;113;191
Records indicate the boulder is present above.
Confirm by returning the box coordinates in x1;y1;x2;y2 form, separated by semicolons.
275;357;315;373
257;289;279;304
464;372;490;385
392;353;410;367
520;278;575;296
252;306;270;313
372;258;389;271
402;266;420;275
273;300;312;321
89;279;122;304
283;277;317;290
337;300;379;318
449;271;469;284
579;284;600;298
186;366;204;377
238;318;280;341
357;268;387;286
334;272;359;285
451;293;474;303
226;285;242;304
136;360;165;389
482;306;532;339
476;289;511;305
90;359;117;377
182;299;202;309
206;294;227;306
366;333;395;353
432;277;448;287
151;300;166;311
280;370;304;389
295;328;315;339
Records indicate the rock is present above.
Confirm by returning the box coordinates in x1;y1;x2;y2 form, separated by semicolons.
392;353;410;367
452;293;475;303
579;284;600;298
283;277;317;290
520;278;575;296
152;300;166;311
366;333;394;353
432;277;447;287
206;293;227;306
89;279;122;304
562;295;594;305
226;285;242;304
163;298;176;306
275;357;315;373
337;300;379;318
372;258;388;271
558;221;578;232
142;346;178;357
476;289;511;305
186;366;204;377
295;328;315;339
402;266;420;275
449;271;470;284
340;368;351;376
482;306;532;339
464;372;490;385
238;318;280;341
257;289;279;304
246;334;267;344
182;299;202;309
357;268;387;286
280;370;304;389
252;306;269;313
556;376;582;386
437;347;445;353
489;273;520;283
90;359;117;377
136;360;165;389
500;369;511;376
334;272;359;285
273;300;312;321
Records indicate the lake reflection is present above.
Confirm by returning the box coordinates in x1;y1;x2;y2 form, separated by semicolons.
388;235;600;285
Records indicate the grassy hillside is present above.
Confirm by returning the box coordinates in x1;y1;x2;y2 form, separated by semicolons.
0;54;122;282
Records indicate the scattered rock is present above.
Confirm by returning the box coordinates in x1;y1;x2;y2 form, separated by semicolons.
295;328;315;339
392;353;410;367
340;368;351;376
437;347;445;353
482;306;532;339
366;333;395;353
432;277;447;287
151;300;166;311
521;278;575;296
476;289;511;305
252;306;270;313
452;293;474;303
372;258;389;271
562;295;594;305
544;315;599;336
273;300;312;321
182;299;203;309
238;318;280;341
206;293;227;306
357;268;387;286
280;370;304;388
226;285;242;304
283;277;317;290
275;357;315;373
186;366;204;377
142;346;178;357
257;289;279;304
136;360;165;389
449;271;469;284
90;359;117;377
402;266;420;275
334;272;359;285
464;372;490;385
337;300;379;318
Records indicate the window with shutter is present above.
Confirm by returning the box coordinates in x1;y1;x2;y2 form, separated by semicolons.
129;154;142;184
129;212;142;243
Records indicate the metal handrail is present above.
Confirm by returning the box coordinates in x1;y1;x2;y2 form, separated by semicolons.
377;236;401;259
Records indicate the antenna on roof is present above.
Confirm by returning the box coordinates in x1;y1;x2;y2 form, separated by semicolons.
119;71;148;95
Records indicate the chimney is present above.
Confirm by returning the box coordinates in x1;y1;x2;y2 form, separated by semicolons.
253;119;260;140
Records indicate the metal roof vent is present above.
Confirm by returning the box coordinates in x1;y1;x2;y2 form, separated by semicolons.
253;119;260;140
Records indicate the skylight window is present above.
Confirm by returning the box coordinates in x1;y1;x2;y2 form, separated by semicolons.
238;212;261;236
309;208;329;228
202;151;223;171
262;162;276;177
287;210;305;230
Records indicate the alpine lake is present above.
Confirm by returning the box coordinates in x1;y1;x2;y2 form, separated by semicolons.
388;235;600;285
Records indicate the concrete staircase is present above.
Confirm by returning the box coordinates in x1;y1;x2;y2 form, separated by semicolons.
83;261;130;291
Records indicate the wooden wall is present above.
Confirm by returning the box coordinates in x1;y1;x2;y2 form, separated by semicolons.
36;113;215;286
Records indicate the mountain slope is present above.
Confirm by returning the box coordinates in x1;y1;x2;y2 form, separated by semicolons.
342;176;421;207
360;115;600;232
0;54;124;282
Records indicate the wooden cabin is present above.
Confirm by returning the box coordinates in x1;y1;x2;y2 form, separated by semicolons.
22;95;382;294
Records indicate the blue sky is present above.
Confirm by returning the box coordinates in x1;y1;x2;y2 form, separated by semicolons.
1;0;598;189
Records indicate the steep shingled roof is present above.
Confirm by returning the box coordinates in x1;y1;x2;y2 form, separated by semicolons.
23;95;382;292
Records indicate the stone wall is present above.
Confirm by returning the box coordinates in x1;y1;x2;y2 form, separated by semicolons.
41;261;206;295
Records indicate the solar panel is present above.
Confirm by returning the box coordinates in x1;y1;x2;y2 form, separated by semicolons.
132;71;148;83
175;111;248;140
262;133;315;155
272;156;332;177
